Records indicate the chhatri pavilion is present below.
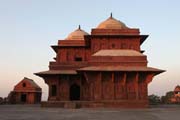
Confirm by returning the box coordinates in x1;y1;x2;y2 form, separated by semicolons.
35;14;164;108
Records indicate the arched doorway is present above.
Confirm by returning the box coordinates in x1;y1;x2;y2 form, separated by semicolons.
21;94;27;103
70;84;80;100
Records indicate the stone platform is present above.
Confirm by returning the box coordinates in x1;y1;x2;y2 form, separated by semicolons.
41;100;148;108
1;104;180;120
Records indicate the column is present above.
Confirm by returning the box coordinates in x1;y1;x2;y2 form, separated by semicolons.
122;73;127;99
112;72;115;100
135;72;139;100
57;76;60;101
44;78;51;101
94;72;102;101
144;73;154;100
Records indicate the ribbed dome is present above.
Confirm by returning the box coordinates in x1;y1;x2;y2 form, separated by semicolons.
97;14;128;29
65;25;89;40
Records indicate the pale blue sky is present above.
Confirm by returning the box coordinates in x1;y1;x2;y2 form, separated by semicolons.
0;0;180;100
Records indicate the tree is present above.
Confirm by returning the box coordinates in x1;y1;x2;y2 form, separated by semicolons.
0;97;3;104
161;91;174;104
148;94;161;105
161;96;166;104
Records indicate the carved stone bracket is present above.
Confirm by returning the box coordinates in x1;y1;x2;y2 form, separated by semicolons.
146;73;154;83
83;72;89;83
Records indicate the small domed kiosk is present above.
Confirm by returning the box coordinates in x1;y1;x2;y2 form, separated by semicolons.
65;25;89;40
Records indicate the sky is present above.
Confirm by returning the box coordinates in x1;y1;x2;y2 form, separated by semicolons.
0;0;180;100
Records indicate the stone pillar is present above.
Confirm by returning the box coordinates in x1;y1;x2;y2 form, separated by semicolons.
144;73;154;100
111;72;115;100
53;76;59;101
82;72;90;100
84;72;95;101
48;84;51;101
135;72;139;100
99;72;102;100
122;73;127;99
94;72;102;101
57;76;60;101
90;82;94;101
44;78;51;101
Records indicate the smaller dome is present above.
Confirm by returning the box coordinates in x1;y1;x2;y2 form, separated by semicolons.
66;25;89;40
97;14;128;29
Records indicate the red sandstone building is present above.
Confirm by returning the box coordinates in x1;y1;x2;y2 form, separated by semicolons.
35;15;164;108
8;77;42;104
170;85;180;103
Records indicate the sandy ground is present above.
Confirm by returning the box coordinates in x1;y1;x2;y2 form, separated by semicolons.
0;104;180;120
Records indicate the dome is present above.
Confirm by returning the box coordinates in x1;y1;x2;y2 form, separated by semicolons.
97;14;128;29
65;25;89;40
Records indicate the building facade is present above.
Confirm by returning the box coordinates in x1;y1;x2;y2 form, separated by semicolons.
8;77;42;104
36;15;164;108
170;85;180;103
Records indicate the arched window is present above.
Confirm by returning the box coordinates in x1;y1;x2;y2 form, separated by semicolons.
22;83;26;87
74;52;82;61
74;57;82;61
111;44;115;48
70;84;80;100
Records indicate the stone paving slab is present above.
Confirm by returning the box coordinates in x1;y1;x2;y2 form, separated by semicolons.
0;104;180;120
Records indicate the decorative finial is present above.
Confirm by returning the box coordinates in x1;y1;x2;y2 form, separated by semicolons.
110;12;112;18
78;25;81;30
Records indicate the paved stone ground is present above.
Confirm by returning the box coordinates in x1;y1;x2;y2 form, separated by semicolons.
0;104;180;120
